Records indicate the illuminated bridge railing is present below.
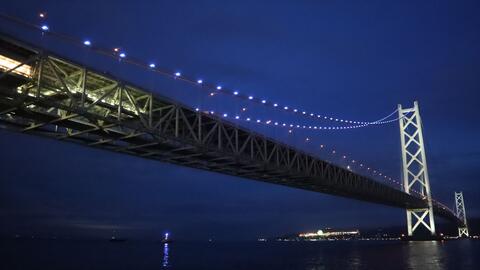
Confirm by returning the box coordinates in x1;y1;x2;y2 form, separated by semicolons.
0;34;461;224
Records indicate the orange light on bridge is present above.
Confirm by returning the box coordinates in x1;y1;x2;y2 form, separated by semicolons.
0;55;32;77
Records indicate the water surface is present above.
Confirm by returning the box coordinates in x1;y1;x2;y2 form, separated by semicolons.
1;239;478;269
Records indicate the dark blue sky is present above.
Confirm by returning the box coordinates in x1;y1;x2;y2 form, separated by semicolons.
0;0;479;240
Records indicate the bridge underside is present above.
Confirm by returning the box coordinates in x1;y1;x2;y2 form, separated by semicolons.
0;34;461;225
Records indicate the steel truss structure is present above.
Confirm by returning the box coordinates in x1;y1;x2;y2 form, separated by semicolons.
0;35;461;225
398;101;437;236
455;192;469;237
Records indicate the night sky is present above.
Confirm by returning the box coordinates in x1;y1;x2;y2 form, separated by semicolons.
0;1;479;241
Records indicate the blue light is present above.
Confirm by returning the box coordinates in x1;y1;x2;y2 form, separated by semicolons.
149;63;156;68
41;25;49;31
83;40;91;46
175;72;181;77
119;53;126;58
197;79;203;84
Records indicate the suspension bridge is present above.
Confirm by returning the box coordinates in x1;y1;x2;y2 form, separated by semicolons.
0;16;470;238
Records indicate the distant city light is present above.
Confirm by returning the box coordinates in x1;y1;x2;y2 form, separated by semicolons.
41;25;49;31
248;96;253;100
113;48;120;52
235;116;240;119
39;13;46;18
216;86;222;90
197;79;203;84
119;52;126;58
284;106;288;110
223;113;228;117
261;99;266;103
273;103;278;107
83;40;91;46
175;72;181;77
233;91;239;95
149;63;156;68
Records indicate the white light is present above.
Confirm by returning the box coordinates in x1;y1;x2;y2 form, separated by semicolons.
175;72;181;77
41;25;49;31
233;91;239;95
197;79;203;84
149;63;156;68
217;86;222;90
284;106;288;110
223;113;228;117
256;119;261;123
273;103;278;107
195;108;199;111
0;55;32;77
119;53;126;58
235;116;240;119
249;96;254;100
310;113;314;116
246;118;251;121
293;109;298;112
83;40;91;46
261;99;266;103
302;111;306;114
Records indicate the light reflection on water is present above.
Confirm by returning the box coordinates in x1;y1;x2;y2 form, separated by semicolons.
162;243;170;268
406;241;445;270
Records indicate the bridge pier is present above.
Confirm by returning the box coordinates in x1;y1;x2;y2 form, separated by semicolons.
455;192;469;237
398;101;436;237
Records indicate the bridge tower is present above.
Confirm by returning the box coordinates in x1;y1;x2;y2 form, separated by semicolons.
455;192;469;237
398;101;436;236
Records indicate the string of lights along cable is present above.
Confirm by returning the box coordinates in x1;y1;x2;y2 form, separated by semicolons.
2;12;455;211
0;12;399;130
0;12;408;192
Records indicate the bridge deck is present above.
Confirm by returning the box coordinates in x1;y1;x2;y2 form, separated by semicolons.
0;34;459;224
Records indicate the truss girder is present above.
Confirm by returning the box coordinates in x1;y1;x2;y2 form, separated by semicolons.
0;35;461;224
